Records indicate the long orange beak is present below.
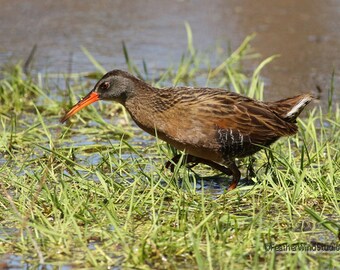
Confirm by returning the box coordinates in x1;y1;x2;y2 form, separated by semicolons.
60;91;100;123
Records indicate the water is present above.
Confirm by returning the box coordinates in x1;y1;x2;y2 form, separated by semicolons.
0;0;339;102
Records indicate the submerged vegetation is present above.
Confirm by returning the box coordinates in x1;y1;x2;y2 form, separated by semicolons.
0;30;339;269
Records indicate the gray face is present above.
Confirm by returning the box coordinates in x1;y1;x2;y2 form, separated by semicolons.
94;73;136;104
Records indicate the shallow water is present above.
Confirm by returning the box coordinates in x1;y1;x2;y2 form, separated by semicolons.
0;0;339;102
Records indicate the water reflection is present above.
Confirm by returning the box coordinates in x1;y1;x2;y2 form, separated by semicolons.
0;0;338;102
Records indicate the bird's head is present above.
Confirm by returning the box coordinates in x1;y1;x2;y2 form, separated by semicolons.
60;70;137;123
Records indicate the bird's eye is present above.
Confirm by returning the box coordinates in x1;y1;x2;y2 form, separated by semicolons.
100;81;110;90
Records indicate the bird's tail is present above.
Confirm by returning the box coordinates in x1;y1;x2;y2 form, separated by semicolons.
266;94;313;123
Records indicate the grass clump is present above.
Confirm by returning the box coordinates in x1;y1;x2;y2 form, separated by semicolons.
0;64;41;114
0;29;339;269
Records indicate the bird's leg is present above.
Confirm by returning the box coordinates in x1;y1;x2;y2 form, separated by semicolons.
165;154;201;171
188;156;233;176
246;157;256;179
166;155;240;190
165;154;232;175
165;154;186;171
226;161;241;191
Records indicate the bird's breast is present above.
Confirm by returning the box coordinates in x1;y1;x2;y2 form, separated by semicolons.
125;99;224;162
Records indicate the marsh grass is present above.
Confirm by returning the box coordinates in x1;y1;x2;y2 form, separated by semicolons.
0;30;339;269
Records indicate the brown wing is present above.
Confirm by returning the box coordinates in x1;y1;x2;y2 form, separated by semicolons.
211;96;298;144
157;88;297;145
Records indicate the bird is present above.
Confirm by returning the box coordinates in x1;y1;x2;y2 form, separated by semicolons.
60;69;313;190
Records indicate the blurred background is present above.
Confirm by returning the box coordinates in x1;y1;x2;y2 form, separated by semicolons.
0;0;339;102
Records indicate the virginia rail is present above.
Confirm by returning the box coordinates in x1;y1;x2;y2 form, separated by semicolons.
60;70;313;190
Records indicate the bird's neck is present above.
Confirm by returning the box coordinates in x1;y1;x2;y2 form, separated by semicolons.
124;86;172;137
